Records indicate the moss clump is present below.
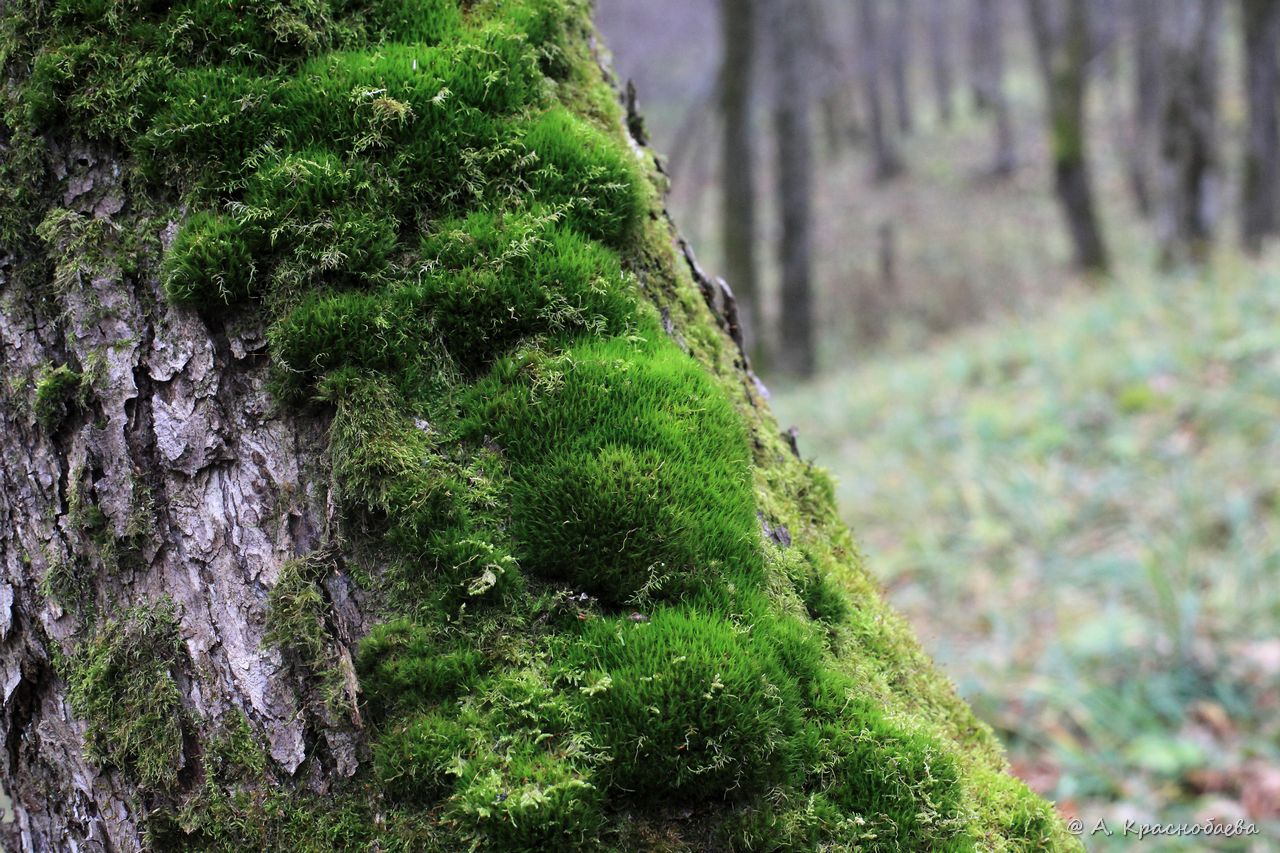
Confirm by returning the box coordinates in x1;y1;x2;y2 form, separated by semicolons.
61;603;186;789
162;210;260;307
521;107;646;245
463;337;759;606
33;363;84;431
264;545;354;716
569;608;801;799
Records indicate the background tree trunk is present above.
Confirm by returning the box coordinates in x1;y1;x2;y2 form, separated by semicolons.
773;0;817;377
719;0;761;349
1129;0;1162;215
889;0;915;135
972;0;1018;176
1028;0;1110;272
1155;0;1222;266
928;0;956;124
858;0;905;181
1241;0;1280;253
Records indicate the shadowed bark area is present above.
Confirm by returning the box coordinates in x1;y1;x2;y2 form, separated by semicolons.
0;1;1080;850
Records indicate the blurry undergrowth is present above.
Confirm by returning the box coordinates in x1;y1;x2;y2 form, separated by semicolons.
776;254;1280;850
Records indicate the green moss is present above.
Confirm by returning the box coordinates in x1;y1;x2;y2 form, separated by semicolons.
356;619;488;720
33;363;84;431
520;107;646;245
61;603;186;789
264;545;352;716
463;337;758;606
162;210;260;307
569;608;802;799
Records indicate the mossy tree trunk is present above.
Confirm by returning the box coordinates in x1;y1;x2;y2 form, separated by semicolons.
1028;0;1110;273
1;1;1080;850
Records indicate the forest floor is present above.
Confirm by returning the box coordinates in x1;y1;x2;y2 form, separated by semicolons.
773;254;1280;850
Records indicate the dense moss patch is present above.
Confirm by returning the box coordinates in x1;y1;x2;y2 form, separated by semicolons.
2;0;1079;848
60;604;186;789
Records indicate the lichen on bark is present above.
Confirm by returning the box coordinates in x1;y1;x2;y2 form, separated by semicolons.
0;1;1080;850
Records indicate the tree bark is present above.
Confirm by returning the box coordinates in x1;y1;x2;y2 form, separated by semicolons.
718;0;761;350
1154;0;1222;266
0;148;370;848
1028;0;1110;272
858;0;906;181
972;0;1017;176
1241;0;1280;253
928;0;956;124
773;0;818;377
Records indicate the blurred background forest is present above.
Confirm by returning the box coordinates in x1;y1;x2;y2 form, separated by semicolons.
596;0;1280;848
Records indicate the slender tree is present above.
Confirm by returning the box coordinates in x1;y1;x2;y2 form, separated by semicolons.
971;0;1017;175
858;0;905;180
1028;0;1110;272
1241;0;1280;253
1129;0;1161;215
772;0;818;376
889;0;915;135
1154;0;1222;266
928;0;956;124
719;0;761;346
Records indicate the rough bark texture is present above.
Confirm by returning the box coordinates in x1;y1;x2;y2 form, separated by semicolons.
718;0;761;353
1028;0;1110;272
772;0;817;377
0;147;368;848
1155;0;1222;266
1241;0;1280;253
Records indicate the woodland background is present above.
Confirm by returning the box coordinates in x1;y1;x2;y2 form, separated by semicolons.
597;0;1280;848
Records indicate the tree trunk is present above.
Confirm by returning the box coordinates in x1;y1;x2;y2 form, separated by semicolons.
1028;0;1110;272
889;0;915;135
0;1;1081;850
972;0;1018;176
719;0;761;350
1241;0;1280;253
858;0;906;180
773;0;818;377
1129;0;1162;215
928;0;956;124
1154;0;1222;266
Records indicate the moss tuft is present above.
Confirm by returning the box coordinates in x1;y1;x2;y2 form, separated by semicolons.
463;337;758;606
61;602;186;789
33;362;84;431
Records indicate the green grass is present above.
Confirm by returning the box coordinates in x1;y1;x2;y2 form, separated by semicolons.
774;256;1280;849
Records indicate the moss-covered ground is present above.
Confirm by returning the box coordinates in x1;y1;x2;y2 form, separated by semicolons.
2;0;1079;848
